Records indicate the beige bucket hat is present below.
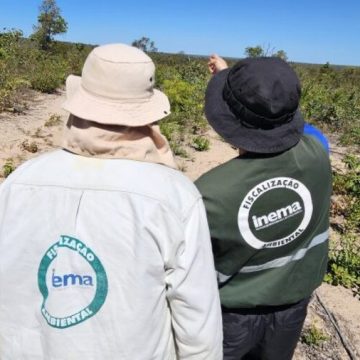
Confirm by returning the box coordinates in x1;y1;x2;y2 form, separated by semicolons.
62;43;170;126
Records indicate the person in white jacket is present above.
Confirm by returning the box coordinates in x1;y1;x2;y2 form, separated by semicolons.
0;44;222;360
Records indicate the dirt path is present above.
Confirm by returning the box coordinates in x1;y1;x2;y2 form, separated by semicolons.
0;91;359;359
0;89;67;175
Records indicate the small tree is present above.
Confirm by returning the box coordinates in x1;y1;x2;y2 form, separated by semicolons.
273;50;288;61
131;37;157;52
32;0;67;50
245;45;288;61
244;45;264;58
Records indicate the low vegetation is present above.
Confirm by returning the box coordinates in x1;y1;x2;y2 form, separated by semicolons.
2;159;15;178
325;235;360;296
192;136;210;151
45;113;62;127
297;63;360;147
0;28;92;112
326;155;360;296
301;323;329;347
20;139;39;153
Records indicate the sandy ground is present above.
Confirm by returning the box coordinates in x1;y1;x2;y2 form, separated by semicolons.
0;89;67;170
0;90;359;359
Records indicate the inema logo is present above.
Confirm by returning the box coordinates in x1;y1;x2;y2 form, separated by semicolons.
52;269;94;288
39;236;108;329
252;201;303;230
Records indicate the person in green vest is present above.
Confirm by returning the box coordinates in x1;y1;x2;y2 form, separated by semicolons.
195;54;332;360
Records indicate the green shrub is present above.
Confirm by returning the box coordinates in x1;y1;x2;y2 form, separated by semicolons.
192;136;210;151
0;28;82;107
29;57;66;93
332;154;360;234
160;118;188;158
160;119;182;142
0;78;30;112
162;78;200;113
324;235;360;295
297;64;360;149
333;155;360;197
158;60;209;157
301;323;329;347
0;29;33;110
157;58;208;138
340;126;360;146
2;159;15;177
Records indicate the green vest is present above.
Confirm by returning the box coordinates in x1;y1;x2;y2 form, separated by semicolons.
195;135;332;308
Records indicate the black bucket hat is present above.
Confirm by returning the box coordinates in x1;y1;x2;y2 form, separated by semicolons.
205;57;304;153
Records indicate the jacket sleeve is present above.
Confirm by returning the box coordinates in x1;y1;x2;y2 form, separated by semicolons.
165;198;223;360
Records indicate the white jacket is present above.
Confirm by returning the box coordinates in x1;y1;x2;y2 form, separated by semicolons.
0;150;223;360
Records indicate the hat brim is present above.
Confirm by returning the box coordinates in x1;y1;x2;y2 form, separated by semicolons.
205;69;304;153
62;75;171;126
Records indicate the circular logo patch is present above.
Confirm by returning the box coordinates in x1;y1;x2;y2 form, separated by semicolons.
238;177;313;249
38;235;108;329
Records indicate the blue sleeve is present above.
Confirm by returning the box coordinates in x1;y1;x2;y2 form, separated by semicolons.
303;123;330;154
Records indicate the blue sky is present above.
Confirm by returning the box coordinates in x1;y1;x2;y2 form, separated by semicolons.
1;0;360;66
